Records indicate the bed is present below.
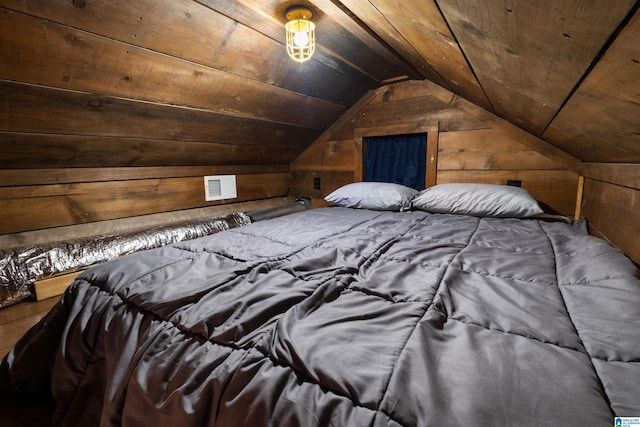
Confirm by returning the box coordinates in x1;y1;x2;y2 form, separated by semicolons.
1;183;639;426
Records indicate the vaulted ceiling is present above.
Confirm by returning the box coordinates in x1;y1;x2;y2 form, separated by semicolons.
2;0;638;166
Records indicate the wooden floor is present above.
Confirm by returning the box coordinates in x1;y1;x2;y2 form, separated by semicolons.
0;296;60;358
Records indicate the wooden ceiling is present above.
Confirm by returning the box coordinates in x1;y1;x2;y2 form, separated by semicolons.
1;0;638;167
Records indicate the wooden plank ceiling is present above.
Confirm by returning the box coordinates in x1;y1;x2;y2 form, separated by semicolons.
1;0;638;167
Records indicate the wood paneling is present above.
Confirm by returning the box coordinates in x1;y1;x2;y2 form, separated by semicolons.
0;0;374;107
292;90;376;170
356;93;491;132
578;163;639;264
0;134;302;168
580;163;640;189
0;166;288;187
582;178;640;265
437;170;579;215
437;0;634;134
438;129;561;170
436;128;579;215
290;170;354;208
0;8;342;130
543;11;640;162
0;197;293;250
348;0;491;110
329;0;450;88
0;81;317;149
0;172;289;234
291;80;579;216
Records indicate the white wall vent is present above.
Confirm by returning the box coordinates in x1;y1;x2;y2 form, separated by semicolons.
204;175;237;201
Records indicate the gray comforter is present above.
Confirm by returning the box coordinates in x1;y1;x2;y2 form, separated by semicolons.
2;207;639;426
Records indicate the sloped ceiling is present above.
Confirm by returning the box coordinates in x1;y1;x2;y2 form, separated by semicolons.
241;0;640;163
338;0;640;163
2;0;638;167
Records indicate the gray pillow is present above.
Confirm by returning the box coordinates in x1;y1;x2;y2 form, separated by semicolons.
411;183;543;218
324;182;418;211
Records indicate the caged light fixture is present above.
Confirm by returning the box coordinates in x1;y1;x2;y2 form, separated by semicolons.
285;6;315;63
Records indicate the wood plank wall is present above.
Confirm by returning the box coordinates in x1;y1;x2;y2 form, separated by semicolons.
0;3;297;246
580;163;640;265
0;166;290;236
291;80;579;215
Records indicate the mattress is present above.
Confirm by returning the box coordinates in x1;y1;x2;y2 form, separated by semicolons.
1;207;639;426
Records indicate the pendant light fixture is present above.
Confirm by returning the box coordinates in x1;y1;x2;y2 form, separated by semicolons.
285;6;315;63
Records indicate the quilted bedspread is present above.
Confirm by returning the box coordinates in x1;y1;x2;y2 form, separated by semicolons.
1;207;639;426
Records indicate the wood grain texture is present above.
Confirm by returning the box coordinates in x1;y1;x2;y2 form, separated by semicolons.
0;166;288;187
356;93;491;132
246;0;418;82
0;197;294;250
0;0;370;107
193;0;413;88
580;163;640;189
582;178;640;265
0;81;318;148
437;0;635;135
291;90;376;170
0;133;302;169
369;80;582;172
574;175;585;221
34;271;84;301
543;10;640;162
437;169;579;215
334;0;450;88
438;129;561;170
290;170;354;208
291;80;580;216
361;0;492;110
0;173;289;234
0;8;343;129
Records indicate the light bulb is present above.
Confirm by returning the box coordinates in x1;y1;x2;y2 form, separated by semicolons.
293;31;309;48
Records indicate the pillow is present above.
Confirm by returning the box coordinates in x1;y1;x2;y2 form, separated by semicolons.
324;182;418;211
410;183;543;218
